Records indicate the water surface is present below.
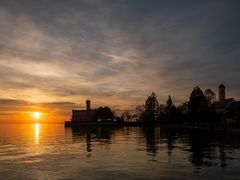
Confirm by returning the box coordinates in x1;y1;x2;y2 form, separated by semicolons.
0;124;240;179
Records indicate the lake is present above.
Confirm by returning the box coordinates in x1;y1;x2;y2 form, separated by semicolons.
0;124;240;179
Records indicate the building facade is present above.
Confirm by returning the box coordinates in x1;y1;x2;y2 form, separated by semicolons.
214;84;240;122
71;100;97;122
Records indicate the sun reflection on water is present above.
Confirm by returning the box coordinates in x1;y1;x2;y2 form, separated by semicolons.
34;123;40;144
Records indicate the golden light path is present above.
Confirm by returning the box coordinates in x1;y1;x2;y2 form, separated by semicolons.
31;112;41;144
34;123;40;144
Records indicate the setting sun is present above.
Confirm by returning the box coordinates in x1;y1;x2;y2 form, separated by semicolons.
32;112;41;119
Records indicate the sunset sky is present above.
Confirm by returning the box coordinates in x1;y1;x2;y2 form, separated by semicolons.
0;0;240;123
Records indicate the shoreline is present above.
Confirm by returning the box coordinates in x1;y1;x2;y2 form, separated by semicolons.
64;121;240;132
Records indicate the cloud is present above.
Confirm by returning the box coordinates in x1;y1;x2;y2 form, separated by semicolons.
0;0;239;122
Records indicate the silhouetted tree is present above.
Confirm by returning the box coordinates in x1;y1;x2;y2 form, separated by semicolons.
136;92;160;122
159;104;167;122
166;95;178;122
112;110;117;117
204;89;216;105
144;92;160;122
96;107;114;121
188;86;209;122
134;87;221;124
166;95;173;107
115;116;123;122
204;89;218;122
136;104;145;121
177;102;189;122
121;111;132;122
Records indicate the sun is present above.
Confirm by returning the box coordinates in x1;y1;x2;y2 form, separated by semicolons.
32;112;41;119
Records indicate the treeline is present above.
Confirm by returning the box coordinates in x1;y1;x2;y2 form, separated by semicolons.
133;86;219;123
95;106;115;121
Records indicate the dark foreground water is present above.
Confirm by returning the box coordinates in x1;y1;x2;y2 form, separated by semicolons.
0;124;240;179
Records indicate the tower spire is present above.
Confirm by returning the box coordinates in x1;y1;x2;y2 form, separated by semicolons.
218;83;225;101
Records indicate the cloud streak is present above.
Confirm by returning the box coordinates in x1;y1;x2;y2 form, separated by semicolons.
0;0;239;122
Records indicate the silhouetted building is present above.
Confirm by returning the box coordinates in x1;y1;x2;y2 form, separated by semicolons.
215;99;235;114
214;84;240;121
218;84;226;102
215;84;235;113
224;101;240;122
71;100;97;122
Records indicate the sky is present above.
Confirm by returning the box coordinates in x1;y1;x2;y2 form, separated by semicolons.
0;0;240;123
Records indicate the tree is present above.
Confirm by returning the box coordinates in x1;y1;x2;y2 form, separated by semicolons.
204;89;216;105
177;102;189;122
144;92;160;122
159;104;167;122
136;104;145;120
121;111;132;122
188;86;209;122
136;92;160;122
177;102;189;115
166;95;173;107
166;95;178;122
96;107;114;121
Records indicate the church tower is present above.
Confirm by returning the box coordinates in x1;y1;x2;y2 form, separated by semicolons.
218;84;225;102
